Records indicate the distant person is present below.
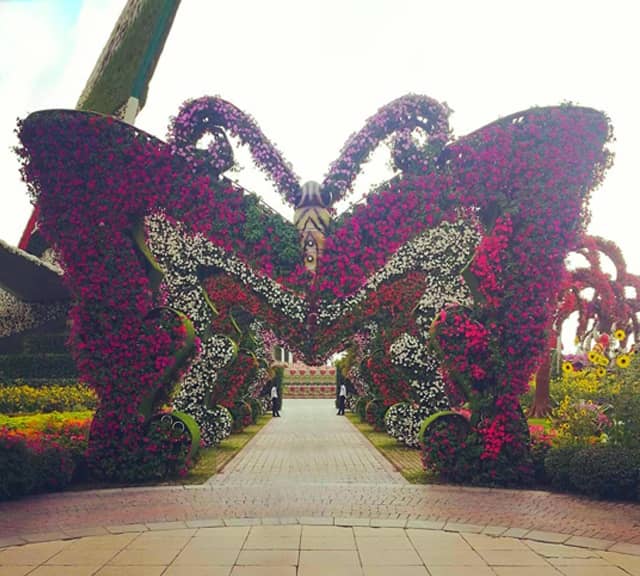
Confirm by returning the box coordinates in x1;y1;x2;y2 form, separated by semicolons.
270;384;280;417
337;383;347;415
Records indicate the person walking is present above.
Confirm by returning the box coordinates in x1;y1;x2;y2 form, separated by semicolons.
337;382;347;415
270;383;280;417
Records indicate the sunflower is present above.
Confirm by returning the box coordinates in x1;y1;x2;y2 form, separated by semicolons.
614;329;626;341
562;361;574;374
596;366;607;378
587;350;599;363
616;354;631;368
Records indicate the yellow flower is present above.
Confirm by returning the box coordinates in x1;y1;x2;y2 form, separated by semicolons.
616;354;631;368
595;354;609;366
562;361;574;374
595;366;607;378
614;329;626;341
587;350;599;363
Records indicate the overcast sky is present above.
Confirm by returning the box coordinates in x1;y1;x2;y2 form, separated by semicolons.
1;0;638;276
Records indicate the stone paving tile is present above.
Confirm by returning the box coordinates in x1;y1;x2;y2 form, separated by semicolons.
477;549;551;566
525;530;571;544
599;550;640;576
492;569;563;576
231;567;296;576
554;567;629;576
0;541;69;565
359;547;423;566
525;540;602;558
406;519;446;530
298;549;360;567
298;566;364;576
0;568;34;576
27;567;98;575
427;568;496;576
462;533;529;550
164;568;231;576
364;567;430;576
235;549;298;566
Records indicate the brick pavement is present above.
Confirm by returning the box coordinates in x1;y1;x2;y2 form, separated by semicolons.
208;399;405;485
1;399;639;552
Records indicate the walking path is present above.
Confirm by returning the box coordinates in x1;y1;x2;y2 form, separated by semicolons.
1;399;640;575
208;398;405;486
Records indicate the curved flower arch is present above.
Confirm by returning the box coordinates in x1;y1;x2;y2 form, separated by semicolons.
16;95;611;483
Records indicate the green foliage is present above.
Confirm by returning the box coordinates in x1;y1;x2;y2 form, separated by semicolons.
544;444;583;490
0;435;34;499
242;195;303;278
247;397;263;423
355;397;369;422
0;384;97;414
568;444;640;500
365;399;387;431
420;412;472;483
0;354;77;381
23;333;69;354
229;400;252;432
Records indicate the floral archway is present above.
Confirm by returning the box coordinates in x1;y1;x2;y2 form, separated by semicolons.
16;94;611;483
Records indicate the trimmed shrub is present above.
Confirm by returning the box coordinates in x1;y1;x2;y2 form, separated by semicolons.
568;444;640;500
355;397;369;422
0;433;35;499
365;399;387;431
230;401;253;432
23;333;69;354
247;397;263;423
420;411;472;482
544;444;582;490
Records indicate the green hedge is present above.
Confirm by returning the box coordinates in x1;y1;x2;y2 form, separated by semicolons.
0;354;77;381
545;443;640;500
22;333;69;354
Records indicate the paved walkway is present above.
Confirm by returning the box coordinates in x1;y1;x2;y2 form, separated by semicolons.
1;399;640;575
208;399;405;486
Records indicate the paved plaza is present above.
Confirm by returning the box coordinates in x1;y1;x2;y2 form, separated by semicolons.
1;399;640;574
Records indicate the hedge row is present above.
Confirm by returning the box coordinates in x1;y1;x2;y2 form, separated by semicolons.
0;354;77;381
23;333;69;354
545;443;640;500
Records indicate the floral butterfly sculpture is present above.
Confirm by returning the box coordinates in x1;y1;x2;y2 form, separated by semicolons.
16;94;611;483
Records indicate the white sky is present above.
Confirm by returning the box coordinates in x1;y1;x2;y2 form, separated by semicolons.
1;0;639;277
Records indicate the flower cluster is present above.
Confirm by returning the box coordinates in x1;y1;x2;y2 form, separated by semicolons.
0;288;68;338
168;96;302;205
321;94;451;204
384;402;423;447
